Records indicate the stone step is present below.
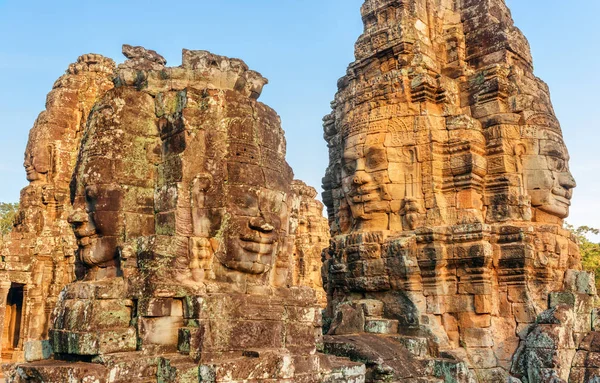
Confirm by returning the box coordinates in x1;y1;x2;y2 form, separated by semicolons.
393;335;430;358
365;318;399;334
422;357;473;383
319;354;366;383
93;351;163;381
324;334;429;380
324;334;476;383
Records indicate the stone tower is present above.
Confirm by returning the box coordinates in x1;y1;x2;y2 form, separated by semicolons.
5;46;363;383
322;0;598;381
0;54;115;362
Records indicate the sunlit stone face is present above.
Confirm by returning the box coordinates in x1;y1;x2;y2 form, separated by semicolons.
522;130;576;219
341;133;390;231
23;132;52;182
340;121;422;233
217;186;288;274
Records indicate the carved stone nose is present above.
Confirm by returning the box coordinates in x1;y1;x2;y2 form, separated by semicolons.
68;209;88;224
560;172;577;190
353;174;367;185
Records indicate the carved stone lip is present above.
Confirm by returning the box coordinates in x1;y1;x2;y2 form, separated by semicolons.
351;192;381;203
354;184;380;194
229;260;267;274
239;232;276;245
239;240;275;255
73;227;97;241
551;188;572;205
78;236;94;247
75;234;98;250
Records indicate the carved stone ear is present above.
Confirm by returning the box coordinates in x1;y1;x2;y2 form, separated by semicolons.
49;143;56;177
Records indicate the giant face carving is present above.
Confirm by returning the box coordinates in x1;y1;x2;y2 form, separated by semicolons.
192;94;292;278
342;133;390;226
23;121;53;183
68;88;157;279
68;185;124;270
217;185;288;274
340;118;422;233
521;128;576;219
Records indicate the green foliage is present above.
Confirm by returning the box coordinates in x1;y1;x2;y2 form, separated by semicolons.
0;202;19;235
565;223;600;288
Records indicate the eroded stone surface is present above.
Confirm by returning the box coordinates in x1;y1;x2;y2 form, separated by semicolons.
0;53;115;363
321;0;594;381
3;46;341;382
290;181;330;306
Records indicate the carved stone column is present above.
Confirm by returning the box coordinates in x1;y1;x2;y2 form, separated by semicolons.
0;280;13;360
17;285;29;351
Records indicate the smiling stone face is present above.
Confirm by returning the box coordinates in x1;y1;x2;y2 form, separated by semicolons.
198;91;293;280
217;186;288;274
23;136;52;182
341;133;390;231
337;112;423;233
68;87;158;280
521;129;576;220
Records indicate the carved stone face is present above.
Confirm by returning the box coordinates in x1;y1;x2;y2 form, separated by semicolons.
217;186;288;274
341;133;390;232
340;128;421;232
68;185;123;269
522;131;576;219
193;95;292;278
23;135;52;182
68;88;157;278
342;136;388;214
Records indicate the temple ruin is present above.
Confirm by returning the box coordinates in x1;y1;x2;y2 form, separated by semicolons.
0;0;598;382
0;54;115;363
1;47;362;382
321;0;599;382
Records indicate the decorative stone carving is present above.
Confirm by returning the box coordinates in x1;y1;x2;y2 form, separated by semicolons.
0;53;115;363
290;181;330;306
322;0;593;381
4;46;356;383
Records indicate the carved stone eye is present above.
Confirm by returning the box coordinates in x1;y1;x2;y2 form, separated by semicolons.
342;160;357;175
548;156;566;172
85;186;98;201
366;148;386;169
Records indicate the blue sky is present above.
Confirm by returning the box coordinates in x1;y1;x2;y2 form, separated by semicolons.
0;0;598;231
